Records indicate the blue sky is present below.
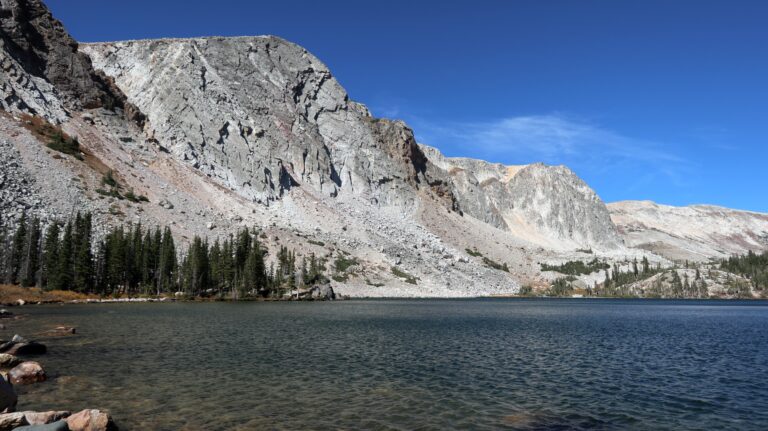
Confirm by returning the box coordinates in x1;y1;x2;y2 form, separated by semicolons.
48;0;768;212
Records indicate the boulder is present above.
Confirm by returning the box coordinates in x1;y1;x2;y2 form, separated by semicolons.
66;409;117;431
0;354;21;369
23;411;70;425
0;412;26;430
309;284;336;300
0;376;17;413
8;362;46;385
46;327;76;336
15;421;69;431
3;341;47;356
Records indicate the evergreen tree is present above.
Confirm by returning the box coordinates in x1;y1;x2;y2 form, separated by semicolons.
9;213;28;284
73;213;93;292
20;217;42;287
55;221;75;291
42;222;61;290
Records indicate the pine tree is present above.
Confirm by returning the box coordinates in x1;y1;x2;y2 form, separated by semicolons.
55;221;75;291
20;217;42;287
73;213;93;292
9;213;28;284
42;222;61;290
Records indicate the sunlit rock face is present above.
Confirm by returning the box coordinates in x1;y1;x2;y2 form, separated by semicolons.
422;145;623;251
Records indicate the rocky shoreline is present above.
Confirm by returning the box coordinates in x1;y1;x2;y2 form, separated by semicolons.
0;310;118;431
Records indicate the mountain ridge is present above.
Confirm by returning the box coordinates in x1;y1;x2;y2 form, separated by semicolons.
1;0;767;298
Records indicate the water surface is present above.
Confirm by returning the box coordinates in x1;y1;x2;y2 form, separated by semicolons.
8;299;768;430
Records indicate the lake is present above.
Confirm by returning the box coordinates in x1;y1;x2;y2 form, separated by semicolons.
8;299;768;430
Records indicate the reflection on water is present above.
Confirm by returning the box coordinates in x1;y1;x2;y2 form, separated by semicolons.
7;299;768;430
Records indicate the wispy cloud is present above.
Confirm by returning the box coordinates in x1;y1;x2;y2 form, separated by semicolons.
398;113;694;188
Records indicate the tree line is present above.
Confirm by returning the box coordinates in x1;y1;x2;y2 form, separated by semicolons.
0;212;328;298
720;250;768;291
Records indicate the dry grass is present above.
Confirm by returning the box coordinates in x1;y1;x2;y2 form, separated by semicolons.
0;285;95;305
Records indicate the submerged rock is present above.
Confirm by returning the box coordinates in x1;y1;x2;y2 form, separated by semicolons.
46;327;76;336
8;361;46;385
15;421;69;431
23;411;70;426
66;409;117;431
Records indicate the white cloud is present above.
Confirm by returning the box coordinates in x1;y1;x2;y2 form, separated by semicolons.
410;114;685;167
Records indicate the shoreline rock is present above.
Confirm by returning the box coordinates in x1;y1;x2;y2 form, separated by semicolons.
9;362;46;385
66;409;117;431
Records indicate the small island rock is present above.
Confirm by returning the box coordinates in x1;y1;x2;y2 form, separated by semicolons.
8;362;46;385
66;409;118;431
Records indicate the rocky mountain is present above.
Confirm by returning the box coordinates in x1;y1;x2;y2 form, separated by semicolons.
1;0;766;298
421;145;622;251
609;201;768;262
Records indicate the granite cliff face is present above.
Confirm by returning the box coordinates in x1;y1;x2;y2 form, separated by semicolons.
609;201;768;261
80;38;454;212
422;145;623;250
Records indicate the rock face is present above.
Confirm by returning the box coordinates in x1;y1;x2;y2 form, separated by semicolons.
8;361;45;385
609;201;768;261
0;0;143;123
81;38;450;211
422;146;623;250
65;409;116;431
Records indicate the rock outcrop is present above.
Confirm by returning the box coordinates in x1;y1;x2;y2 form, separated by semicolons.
0;0;143;123
81;38;449;211
609;201;768;261
422;145;623;250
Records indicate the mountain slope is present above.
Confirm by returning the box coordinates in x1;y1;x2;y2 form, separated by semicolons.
10;0;765;298
609;201;768;261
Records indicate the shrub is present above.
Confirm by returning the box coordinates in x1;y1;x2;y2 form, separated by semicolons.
465;248;483;257
391;267;418;285
483;257;509;272
334;256;358;272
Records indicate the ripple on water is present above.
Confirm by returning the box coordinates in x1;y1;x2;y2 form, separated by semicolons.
7;299;768;430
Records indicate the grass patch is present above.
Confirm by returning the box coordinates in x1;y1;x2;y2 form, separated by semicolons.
334;255;359;272
21;114;82;160
332;274;349;283
465;248;483;257
124;189;149;203
483;257;509;272
365;279;385;287
391;267;418;285
308;239;325;247
0;285;94;305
